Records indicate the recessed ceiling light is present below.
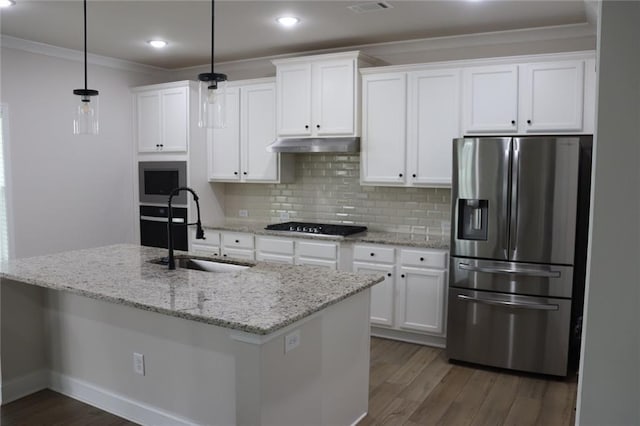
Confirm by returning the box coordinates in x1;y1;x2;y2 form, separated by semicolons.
276;16;300;27
0;0;16;8
147;40;168;49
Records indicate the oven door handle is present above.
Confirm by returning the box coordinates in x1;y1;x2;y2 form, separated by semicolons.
456;294;559;311
458;263;561;278
140;216;185;224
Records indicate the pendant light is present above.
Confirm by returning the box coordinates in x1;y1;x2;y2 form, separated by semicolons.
197;0;227;129
73;0;99;135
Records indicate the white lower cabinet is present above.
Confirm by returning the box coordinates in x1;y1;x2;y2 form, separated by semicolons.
295;240;339;270
221;232;255;261
256;236;295;264
190;229;221;257
353;244;448;340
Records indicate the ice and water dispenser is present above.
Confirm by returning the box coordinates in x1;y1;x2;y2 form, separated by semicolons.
457;199;488;240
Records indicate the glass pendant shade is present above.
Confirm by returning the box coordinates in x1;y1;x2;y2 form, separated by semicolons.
73;90;99;135
198;73;227;129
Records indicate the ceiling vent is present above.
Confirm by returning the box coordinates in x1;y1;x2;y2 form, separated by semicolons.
348;2;393;14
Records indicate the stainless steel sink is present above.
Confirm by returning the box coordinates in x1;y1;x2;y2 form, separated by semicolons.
152;256;251;273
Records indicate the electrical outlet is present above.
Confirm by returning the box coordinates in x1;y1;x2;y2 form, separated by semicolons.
133;352;145;376
239;209;249;218
284;330;301;353
279;211;290;221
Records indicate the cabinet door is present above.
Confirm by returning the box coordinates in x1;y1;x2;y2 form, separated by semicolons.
208;87;241;181
313;59;355;136
242;83;279;182
408;69;461;187
361;73;407;185
463;65;518;133
397;267;446;335
353;262;395;327
521;61;585;132
160;87;188;152
137;91;161;152
277;63;312;136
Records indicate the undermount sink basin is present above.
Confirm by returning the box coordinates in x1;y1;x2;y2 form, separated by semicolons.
152;256;251;273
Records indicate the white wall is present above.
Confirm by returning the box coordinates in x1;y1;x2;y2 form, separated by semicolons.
577;1;640;425
0;46;161;258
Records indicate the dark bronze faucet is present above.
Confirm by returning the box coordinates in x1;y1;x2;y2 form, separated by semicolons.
167;187;205;270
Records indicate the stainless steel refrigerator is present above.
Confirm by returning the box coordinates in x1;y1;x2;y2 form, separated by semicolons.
447;136;592;376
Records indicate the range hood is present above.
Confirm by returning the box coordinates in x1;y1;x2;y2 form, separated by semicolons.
266;137;360;153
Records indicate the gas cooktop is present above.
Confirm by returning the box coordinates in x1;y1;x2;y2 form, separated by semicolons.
265;222;367;237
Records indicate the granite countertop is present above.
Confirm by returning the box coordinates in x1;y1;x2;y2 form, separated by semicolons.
0;244;383;335
202;222;450;250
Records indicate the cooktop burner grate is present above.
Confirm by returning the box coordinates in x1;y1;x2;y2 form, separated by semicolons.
265;222;367;236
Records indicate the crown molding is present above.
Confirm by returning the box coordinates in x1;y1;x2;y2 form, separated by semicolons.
0;35;168;75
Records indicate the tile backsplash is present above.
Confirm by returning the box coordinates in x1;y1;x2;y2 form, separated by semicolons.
224;154;451;235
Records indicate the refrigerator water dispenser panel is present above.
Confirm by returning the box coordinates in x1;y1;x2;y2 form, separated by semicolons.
458;199;488;240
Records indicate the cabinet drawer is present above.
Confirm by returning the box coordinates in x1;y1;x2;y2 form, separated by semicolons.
222;232;255;249
191;244;220;257
257;253;295;265
256;237;294;255
296;257;338;270
353;245;395;263
400;249;447;269
191;229;220;246
296;241;338;260
222;247;255;261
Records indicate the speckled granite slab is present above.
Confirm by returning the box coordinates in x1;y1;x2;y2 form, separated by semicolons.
0;244;383;335
202;222;450;250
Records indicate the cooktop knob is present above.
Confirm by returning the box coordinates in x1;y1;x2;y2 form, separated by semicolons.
296;226;302;232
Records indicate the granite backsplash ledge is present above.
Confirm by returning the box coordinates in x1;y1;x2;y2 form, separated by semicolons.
223;153;451;236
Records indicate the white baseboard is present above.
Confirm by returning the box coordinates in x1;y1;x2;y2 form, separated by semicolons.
351;411;368;426
1;369;49;404
371;327;446;348
46;371;197;426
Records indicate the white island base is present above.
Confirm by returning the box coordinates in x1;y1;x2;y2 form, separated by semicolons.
1;280;371;426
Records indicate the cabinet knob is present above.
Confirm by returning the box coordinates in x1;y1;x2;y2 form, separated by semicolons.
234;172;238;175
527;120;532;124
243;172;247;175
387;273;392;277
305;125;309;129
223;254;227;257
420;257;425;261
412;174;417;178
401;274;405;278
370;252;375;257
235;239;240;243
399;173;403;178
316;124;320;129
511;120;516;125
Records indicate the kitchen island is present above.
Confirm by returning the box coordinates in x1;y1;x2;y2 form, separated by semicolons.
0;244;382;425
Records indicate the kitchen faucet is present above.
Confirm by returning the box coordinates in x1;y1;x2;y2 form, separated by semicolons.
167;187;205;270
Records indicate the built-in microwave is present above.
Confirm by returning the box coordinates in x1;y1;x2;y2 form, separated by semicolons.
138;161;187;205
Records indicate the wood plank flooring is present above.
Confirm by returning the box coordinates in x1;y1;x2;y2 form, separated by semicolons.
0;337;577;426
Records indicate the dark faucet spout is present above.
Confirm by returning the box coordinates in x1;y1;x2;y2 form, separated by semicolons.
167;187;205;270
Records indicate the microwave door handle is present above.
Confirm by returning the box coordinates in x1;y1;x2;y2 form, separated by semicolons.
140;216;185;224
456;294;559;311
458;262;561;278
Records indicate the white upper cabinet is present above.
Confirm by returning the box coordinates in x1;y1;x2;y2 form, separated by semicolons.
462;64;519;134
408;69;461;187
135;83;189;153
361;72;407;185
208;79;290;183
521;60;585;132
273;51;373;138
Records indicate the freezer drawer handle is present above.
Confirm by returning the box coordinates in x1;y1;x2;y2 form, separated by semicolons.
456;294;559;311
458;263;561;278
140;216;185;224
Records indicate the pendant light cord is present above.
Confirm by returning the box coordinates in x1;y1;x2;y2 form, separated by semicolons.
210;0;214;75
83;0;87;91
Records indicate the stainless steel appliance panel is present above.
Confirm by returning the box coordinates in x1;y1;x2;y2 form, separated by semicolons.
451;137;512;260
509;137;580;264
450;257;574;298
447;288;572;376
139;205;188;251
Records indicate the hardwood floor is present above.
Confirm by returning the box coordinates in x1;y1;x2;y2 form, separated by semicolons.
361;337;578;426
0;337;577;426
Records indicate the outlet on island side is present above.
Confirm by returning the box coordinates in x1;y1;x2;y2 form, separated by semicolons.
133;352;145;376
239;209;249;218
284;329;301;353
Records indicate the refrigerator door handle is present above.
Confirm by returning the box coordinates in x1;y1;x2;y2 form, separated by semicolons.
458;262;562;278
456;294;559;311
509;140;521;258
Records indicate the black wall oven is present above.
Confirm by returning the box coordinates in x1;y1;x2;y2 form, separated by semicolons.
138;161;187;205
140;205;188;251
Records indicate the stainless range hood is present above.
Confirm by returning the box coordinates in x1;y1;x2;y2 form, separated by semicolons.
266;137;360;153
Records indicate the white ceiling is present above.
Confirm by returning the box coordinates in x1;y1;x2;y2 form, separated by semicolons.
0;0;590;69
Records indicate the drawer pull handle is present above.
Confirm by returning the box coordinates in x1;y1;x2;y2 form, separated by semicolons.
456;294;559;311
401;274;405;278
370;253;375;257
420;257;424;261
387;273;392;277
235;239;240;243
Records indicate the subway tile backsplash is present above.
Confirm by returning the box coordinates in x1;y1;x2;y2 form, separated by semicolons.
224;154;451;235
